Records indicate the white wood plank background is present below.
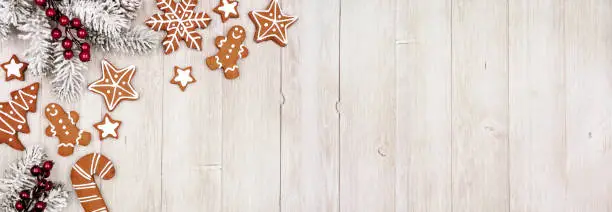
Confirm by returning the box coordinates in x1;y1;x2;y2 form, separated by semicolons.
1;0;612;211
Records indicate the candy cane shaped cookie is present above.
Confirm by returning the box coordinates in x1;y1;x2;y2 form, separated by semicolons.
71;153;116;212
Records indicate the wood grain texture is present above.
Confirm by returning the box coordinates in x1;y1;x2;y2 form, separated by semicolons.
565;0;612;211
395;0;452;211
508;0;566;211
280;0;340;211
451;0;509;211
339;0;396;211
3;0;612;211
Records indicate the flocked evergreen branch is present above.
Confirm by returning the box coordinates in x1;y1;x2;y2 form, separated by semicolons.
116;0;142;20
63;0;129;39
91;25;159;55
51;42;86;103
0;146;69;212
17;9;54;76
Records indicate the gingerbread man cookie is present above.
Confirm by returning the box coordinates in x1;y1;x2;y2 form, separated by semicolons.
44;103;92;157
206;25;249;79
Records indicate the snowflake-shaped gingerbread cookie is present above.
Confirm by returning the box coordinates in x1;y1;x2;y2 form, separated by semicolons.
146;0;212;54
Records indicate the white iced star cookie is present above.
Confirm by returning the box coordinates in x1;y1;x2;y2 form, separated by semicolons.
170;66;196;91
1;55;28;81
213;0;239;23
93;114;122;140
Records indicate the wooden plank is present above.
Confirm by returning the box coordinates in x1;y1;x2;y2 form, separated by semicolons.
565;1;612;211
221;0;281;211
451;0;509;211
395;0;452;211
280;0;340;211
98;2;163;211
339;0;396;211
508;0;566;211
160;0;223;211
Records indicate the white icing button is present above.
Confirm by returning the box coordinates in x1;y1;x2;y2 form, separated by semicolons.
65;131;69;135
62;125;66;130
17;125;22;129
59;119;63;124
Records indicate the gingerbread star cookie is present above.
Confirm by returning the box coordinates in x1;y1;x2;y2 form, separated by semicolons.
1;55;28;81
206;25;249;79
88;60;139;111
249;0;297;47
93;114;121;140
213;0;239;23
170;66;196;91
145;0;212;54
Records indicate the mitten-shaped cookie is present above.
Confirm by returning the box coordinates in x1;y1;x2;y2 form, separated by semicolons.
71;153;115;212
206;25;249;79
44;103;91;156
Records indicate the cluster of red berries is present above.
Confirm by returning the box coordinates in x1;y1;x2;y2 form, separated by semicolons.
34;0;91;62
14;161;55;212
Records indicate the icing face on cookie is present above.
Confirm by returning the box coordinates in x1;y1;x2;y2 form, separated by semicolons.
230;26;246;42
45;103;64;121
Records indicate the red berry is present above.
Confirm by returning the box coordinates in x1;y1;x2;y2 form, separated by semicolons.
42;161;54;171
81;42;91;52
34;0;46;6
63;50;74;59
59;15;69;26
43;171;51;178
37;179;47;188
45;8;56;17
71;18;82;28
15;201;24;210
34;201;46;210
77;28;87;38
30;166;42;176
62;38;73;49
51;28;62;39
45;181;54;191
19;190;30;200
79;51;91;62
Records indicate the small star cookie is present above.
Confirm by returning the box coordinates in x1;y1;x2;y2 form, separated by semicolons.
88;60;139;111
249;0;297;47
93;114;122;140
170;66;196;91
1;55;28;81
213;0;239;23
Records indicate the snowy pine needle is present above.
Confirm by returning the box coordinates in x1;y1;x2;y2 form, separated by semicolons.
91;25;159;55
64;0;129;39
18;9;54;76
0;146;69;212
51;42;86;103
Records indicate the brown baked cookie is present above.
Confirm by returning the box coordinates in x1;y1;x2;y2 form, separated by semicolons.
249;0;297;47
44;103;92;157
0;83;39;151
0;55;28;81
93;113;122;140
206;25;249;79
213;0;239;23
71;153;115;212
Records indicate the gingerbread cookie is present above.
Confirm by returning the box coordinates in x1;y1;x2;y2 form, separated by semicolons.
213;0;239;23
145;0;212;54
71;153;115;212
170;66;196;91
44;103;92;157
206;25;249;79
88;60;139;111
1;55;28;81
93;114;121;140
249;0;297;47
0;83;39;151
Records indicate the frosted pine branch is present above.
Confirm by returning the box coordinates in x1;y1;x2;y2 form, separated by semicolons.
116;0;142;20
0;146;69;212
51;42;86;103
17;9;54;76
63;0;129;39
91;25;159;55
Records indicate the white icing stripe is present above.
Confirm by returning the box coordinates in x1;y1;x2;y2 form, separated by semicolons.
99;161;114;178
93;153;101;175
0;89;35;135
78;195;98;200
90;153;97;174
80;197;102;203
58;143;74;147
76;130;83;146
74;185;97;190
73;182;96;187
91;207;108;212
215;56;222;68
73;164;92;181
